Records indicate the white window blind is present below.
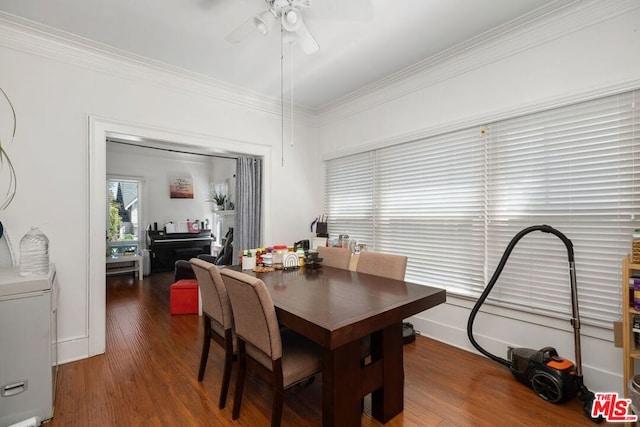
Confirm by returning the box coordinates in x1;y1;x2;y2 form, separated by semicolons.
324;152;375;247
374;129;486;294
324;89;640;326
485;91;640;325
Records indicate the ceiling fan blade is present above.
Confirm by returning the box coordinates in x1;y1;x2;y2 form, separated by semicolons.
224;16;258;43
293;19;319;55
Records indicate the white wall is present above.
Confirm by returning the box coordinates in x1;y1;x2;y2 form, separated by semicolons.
106;142;236;240
0;16;320;363
317;2;640;394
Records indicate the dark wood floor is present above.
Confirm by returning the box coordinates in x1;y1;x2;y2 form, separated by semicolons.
48;272;595;426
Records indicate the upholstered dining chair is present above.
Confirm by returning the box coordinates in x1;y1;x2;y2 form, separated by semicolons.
316;245;352;270
175;254;217;281
190;258;236;409
355;251;409;367
220;268;322;427
355;251;408;281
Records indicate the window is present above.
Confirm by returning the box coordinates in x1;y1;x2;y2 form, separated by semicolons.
107;177;143;256
324;152;376;247
325;90;640;327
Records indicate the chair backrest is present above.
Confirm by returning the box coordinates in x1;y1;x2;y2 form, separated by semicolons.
221;269;282;362
355;251;408;281
316;246;352;270
190;258;233;329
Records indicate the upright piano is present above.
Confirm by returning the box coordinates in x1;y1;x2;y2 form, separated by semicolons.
147;230;214;274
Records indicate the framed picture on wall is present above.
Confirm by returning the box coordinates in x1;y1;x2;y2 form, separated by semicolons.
169;176;194;199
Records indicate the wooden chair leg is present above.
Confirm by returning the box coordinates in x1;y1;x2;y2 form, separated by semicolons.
198;316;212;381
218;329;233;409
271;359;284;427
232;341;247;420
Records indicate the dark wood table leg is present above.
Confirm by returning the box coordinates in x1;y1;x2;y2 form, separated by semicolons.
371;322;404;423
323;339;362;427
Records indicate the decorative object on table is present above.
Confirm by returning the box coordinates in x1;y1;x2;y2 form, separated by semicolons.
352;241;366;254
304;251;322;269
252;265;275;273
282;252;300;270
312;236;327;249
241;250;256;271
294;239;309;251
169;176;194;199
19;227;49;276
338;233;350;249
272;244;288;269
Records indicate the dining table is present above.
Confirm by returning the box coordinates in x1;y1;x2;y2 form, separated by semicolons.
242;265;446;427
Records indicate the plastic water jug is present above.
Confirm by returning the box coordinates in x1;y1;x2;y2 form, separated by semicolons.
19;227;49;275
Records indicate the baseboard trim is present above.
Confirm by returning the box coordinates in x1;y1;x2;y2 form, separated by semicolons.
56;336;90;365
406;313;623;395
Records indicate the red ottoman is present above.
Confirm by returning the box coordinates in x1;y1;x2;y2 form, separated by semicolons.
170;279;199;315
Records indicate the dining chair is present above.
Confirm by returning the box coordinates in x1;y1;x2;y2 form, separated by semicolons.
355;251;409;370
174;254;218;281
190;258;236;409
355;251;408;281
316;245;352;270
220;268;322;427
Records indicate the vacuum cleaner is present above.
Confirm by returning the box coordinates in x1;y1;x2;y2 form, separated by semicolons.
466;225;602;423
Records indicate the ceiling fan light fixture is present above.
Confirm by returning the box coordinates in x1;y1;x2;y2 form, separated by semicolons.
281;7;301;32
254;9;277;36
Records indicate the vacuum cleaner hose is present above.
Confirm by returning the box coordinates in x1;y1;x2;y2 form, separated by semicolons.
466;225;573;368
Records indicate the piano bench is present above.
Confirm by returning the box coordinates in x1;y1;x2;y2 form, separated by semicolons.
170;279;199;315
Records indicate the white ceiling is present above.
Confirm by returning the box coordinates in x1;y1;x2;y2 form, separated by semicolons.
0;0;573;110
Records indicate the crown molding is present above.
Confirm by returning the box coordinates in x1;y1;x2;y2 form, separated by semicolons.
1;0;636;130
322;76;640;162
0;12;317;127
316;0;640;126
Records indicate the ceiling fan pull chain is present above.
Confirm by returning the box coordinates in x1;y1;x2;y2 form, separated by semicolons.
290;41;294;148
281;26;285;167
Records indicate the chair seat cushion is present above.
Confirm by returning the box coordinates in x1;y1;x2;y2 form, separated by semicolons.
246;329;322;388
280;329;322;387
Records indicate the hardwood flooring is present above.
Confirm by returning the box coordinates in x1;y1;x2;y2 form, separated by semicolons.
48;272;594;426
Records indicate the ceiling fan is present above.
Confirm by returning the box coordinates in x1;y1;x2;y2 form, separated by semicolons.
225;0;373;55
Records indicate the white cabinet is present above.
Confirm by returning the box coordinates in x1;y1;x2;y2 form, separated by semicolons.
0;265;58;426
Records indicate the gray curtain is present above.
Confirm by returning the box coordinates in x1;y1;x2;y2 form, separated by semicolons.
234;155;262;262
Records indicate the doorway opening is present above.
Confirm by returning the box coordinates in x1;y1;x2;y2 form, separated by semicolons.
89;117;272;357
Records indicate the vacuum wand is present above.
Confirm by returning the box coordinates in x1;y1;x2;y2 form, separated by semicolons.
569;260;582;378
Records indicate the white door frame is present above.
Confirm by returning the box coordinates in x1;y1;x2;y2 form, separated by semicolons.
88;116;271;356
